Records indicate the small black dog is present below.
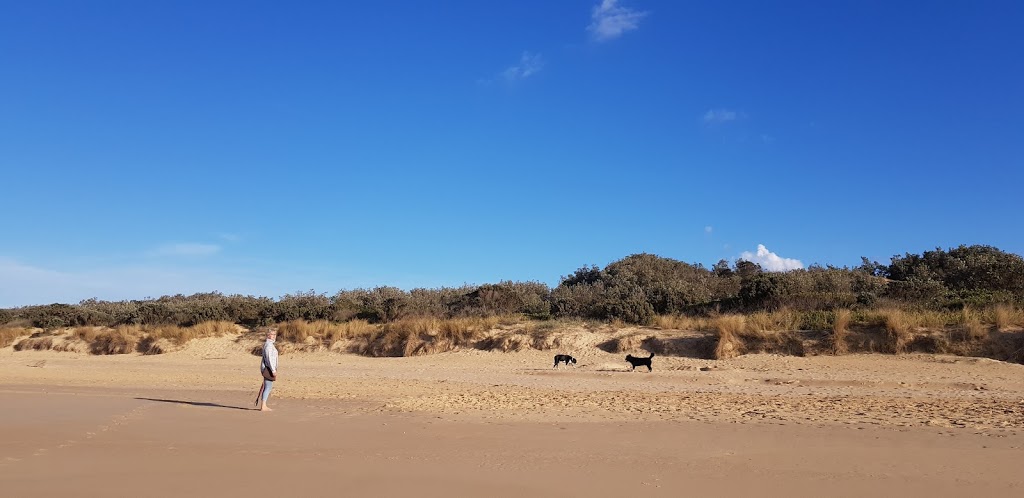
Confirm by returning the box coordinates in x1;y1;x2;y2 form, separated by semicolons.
625;353;654;372
553;354;577;368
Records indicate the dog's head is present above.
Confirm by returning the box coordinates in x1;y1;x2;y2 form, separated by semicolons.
569;356;577;364
625;354;634;361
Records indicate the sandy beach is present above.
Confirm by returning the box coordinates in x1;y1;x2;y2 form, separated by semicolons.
3;337;1024;497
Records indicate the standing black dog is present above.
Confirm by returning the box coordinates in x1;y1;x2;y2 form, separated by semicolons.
553;354;577;368
625;353;654;372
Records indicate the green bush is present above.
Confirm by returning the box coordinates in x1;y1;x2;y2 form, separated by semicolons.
3;245;1022;328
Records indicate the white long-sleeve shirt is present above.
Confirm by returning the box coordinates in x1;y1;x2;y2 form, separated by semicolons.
260;340;279;376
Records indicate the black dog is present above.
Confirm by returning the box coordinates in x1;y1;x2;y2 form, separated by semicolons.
625;353;654;372
553;354;577;368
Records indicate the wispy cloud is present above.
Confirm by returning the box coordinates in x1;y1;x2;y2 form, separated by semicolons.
151;243;221;257
588;0;649;42
739;244;804;272
704;226;714;234
0;257;249;307
703;109;744;124
501;51;544;82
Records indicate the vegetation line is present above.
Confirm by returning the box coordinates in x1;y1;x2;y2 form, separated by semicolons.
2;245;1023;363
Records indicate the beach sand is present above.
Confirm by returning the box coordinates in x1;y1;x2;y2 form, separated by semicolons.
2;336;1023;496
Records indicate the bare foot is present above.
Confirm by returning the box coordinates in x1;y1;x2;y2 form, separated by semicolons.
260;405;273;412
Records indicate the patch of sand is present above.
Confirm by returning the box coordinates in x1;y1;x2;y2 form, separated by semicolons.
2;336;1024;496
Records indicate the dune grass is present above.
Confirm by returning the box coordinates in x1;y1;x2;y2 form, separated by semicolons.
356;316;503;357
831;309;851;355
882;309;914;354
7;305;1024;363
992;304;1023;331
654;314;712;331
1;326;30;348
713;315;745;360
746;308;800;334
959;307;989;341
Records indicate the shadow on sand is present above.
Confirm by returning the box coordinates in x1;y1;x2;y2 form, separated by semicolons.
135;397;253;411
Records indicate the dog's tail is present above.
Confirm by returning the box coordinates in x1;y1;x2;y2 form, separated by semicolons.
649;353;655;359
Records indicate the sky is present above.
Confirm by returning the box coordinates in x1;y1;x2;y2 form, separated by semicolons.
1;0;1022;307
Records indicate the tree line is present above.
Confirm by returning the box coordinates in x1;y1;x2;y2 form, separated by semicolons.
3;244;1022;329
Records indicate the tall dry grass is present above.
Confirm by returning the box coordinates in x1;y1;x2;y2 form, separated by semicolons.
69;321;240;355
882;309;913;354
141;321;237;347
831;309;851;355
8;308;1024;362
851;306;1022;332
1;326;30;348
713;315;745;359
991;304;1023;331
654;314;711;331
90;326;141;354
746;308;800;334
269;319;376;351
358;316;501;356
959;308;988;341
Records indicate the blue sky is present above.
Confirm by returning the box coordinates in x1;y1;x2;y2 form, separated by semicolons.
1;0;1022;307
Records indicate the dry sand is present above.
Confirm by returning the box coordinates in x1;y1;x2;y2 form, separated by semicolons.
2;336;1024;496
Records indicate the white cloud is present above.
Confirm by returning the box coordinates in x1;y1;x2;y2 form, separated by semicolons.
502;52;544;82
151;243;221;257
703;109;743;124
739;244;804;272
704;226;713;234
588;0;648;41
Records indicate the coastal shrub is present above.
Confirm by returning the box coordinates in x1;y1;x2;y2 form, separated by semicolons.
274;291;332;322
335;287;410;323
739;273;784;311
3;245;1023;345
456;281;551;319
401;287;468;319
